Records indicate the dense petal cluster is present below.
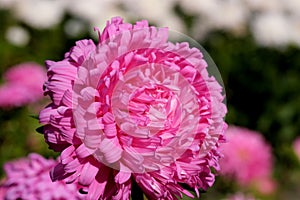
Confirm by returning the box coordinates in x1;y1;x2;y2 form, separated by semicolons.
0;62;46;108
39;17;227;199
220;126;275;193
0;153;84;200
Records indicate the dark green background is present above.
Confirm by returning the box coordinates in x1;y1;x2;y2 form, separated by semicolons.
0;7;300;200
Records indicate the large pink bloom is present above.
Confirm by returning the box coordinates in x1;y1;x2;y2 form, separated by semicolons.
0;153;85;200
0;62;46;108
220;126;274;191
39;16;227;199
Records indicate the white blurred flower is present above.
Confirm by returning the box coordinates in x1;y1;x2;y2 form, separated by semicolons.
289;17;300;47
65;0;127;37
124;0;185;32
89;4;128;34
13;0;66;29
64;19;86;38
125;0;176;20
5;26;30;46
243;0;281;12
179;0;219;16
251;12;292;47
208;1;248;33
66;0;104;22
190;0;249;39
0;0;16;9
283;0;300;15
159;14;185;33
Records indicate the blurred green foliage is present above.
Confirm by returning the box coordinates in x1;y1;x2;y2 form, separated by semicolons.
203;31;300;145
205;32;299;155
0;8;300;200
202;32;300;199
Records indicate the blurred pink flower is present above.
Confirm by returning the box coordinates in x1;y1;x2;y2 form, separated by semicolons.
220;126;274;192
0;179;6;199
0;153;85;200
293;136;300;161
226;192;256;200
253;176;277;195
0;62;46;108
39;16;227;199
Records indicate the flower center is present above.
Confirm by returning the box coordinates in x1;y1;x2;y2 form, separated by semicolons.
128;85;181;139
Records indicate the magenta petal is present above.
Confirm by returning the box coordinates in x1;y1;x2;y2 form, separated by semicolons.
64;158;81;173
69;39;96;65
96;138;122;164
39;104;60;121
60;146;76;164
87;166;110;200
114;164;131;184
79;162;99;186
75;143;92;158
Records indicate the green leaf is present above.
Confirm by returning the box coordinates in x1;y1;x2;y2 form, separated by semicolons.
29;114;39;120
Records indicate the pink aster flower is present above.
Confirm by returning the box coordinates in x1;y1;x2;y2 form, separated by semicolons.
220;126;274;192
0;153;85;200
39;16;227;199
0;62;46;108
293;136;300;161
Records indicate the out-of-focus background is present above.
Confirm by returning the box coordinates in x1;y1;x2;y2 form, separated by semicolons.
0;0;299;199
